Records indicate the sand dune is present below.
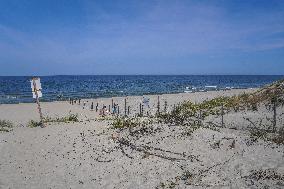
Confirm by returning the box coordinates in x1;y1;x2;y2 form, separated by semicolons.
1;88;283;189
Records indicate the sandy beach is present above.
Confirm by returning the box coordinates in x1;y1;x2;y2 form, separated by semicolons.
1;0;284;188
1;88;284;189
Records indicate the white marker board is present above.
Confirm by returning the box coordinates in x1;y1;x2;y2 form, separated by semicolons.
30;78;42;91
31;78;42;98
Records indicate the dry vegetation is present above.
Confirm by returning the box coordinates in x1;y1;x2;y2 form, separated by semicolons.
108;80;284;188
27;113;79;128
0;119;13;132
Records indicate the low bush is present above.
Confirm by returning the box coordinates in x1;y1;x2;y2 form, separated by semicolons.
28;114;79;128
44;114;79;123
112;117;153;129
0;119;13;132
249;126;284;145
27;120;43;128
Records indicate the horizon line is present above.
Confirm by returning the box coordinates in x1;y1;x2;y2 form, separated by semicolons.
1;74;284;77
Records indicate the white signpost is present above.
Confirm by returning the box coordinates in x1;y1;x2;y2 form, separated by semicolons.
31;77;45;128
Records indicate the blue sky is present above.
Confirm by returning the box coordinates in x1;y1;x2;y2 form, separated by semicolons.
0;0;284;75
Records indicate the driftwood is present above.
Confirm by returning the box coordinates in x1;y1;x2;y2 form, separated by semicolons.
115;137;199;162
94;156;111;163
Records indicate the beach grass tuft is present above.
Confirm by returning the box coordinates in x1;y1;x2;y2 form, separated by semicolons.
112;116;153;129
0;119;13;132
27;120;43;128
44;113;79;123
28;114;79;128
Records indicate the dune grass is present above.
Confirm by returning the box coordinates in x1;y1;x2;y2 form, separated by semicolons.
0;119;13;132
27;114;79;128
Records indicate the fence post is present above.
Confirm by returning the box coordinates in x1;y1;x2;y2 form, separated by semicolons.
199;109;202;126
157;96;160;114
32;78;45;128
128;106;130;115
221;104;224;127
124;98;127;116
164;100;167;113
139;103;142;116
273;97;277;132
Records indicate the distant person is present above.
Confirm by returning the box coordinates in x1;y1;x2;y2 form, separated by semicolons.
112;103;117;114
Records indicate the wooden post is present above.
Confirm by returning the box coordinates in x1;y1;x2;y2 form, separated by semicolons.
96;103;98;112
124;98;127;116
83;101;86;109
128;106;130;115
142;104;144;116
139;103;142;116
273;97;277;131
91;102;94;110
164;100;167;113
221;104;224;127
199;109;202;126
111;99;114;108
109;105;111;112
32;78;45;128
157;96;160;114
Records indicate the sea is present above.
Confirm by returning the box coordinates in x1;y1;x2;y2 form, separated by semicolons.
0;75;283;104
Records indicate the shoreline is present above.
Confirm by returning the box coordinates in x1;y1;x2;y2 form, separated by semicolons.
0;87;258;105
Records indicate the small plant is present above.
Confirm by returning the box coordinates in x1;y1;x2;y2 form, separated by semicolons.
180;170;193;185
65;114;79;122
157;101;200;126
0;119;13;132
248;169;284;181
112;117;153;129
155;180;178;189
44;114;79;123
271;127;284;145
112;117;138;129
27;120;43;128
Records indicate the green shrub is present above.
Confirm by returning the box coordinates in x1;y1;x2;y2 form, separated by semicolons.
249;128;268;142
44;114;79;123
249;126;284;145
112;117;150;129
271;127;284;145
157;101;200;125
27;120;43;128
0;119;13;132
